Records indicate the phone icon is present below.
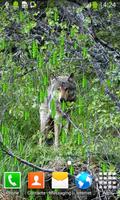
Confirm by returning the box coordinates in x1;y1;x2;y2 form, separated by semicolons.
4;172;21;189
8;174;17;186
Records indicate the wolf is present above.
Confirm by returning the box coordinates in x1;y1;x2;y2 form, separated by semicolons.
39;73;76;149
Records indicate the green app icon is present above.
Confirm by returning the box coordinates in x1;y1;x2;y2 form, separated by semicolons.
4;172;21;189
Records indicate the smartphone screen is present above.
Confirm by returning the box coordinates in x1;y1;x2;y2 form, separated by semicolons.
0;1;120;200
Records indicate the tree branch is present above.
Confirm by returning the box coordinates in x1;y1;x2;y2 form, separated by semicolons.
0;139;53;172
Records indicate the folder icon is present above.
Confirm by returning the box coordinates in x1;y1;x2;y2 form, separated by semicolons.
52;172;68;189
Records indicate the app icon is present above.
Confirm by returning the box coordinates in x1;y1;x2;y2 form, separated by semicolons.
4;172;21;189
95;172;118;190
28;172;45;189
52;172;68;189
75;171;93;190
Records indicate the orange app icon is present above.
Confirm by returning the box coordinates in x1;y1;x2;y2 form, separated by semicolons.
28;172;45;189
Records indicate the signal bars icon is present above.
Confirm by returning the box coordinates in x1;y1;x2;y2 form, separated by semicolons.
4;1;37;9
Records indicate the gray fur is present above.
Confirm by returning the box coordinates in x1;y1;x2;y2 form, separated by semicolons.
39;74;76;148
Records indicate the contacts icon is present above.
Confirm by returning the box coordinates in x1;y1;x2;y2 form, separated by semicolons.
32;175;41;186
28;172;45;189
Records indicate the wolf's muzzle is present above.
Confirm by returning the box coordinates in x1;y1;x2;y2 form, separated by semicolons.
60;97;66;102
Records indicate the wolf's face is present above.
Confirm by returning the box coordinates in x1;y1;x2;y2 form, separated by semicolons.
57;73;76;103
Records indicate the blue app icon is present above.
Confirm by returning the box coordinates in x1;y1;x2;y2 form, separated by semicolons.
75;171;93;190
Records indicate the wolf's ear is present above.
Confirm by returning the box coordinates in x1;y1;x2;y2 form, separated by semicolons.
68;73;74;81
50;74;57;84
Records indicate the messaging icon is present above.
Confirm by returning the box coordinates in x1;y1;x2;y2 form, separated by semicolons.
52;172;68;189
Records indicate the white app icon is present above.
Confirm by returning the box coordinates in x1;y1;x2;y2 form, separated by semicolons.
52;172;68;189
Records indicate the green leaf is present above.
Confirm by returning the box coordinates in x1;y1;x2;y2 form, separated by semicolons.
38;54;43;68
59;46;64;59
46;193;52;200
70;25;78;38
82;47;88;58
59;36;65;46
77;133;82;145
106;79;111;88
29;191;35;200
0;39;6;50
69;165;74;175
19;11;25;22
2;83;8;92
39;90;45;103
82;75;87;88
101;163;108;172
50;99;56;118
109;164;116;172
74;41;78;49
92;1;98;10
61;130;67;144
61;101;66;112
24;111;30;120
54;9;59;22
2;124;8;135
78;99;84;114
13;1;19;7
43;76;48;86
32;40;38;58
52;51;57;65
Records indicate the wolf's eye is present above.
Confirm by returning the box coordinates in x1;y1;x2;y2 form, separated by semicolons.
64;87;68;91
57;87;61;91
65;88;68;91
